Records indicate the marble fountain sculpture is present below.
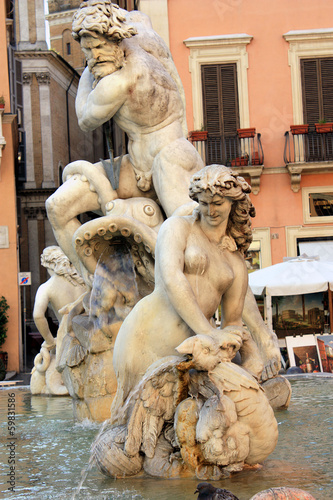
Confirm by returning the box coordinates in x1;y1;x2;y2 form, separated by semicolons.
31;0;291;482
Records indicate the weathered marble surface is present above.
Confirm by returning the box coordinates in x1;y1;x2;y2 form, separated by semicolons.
33;0;289;478
45;2;203;284
92;165;281;479
31;246;86;395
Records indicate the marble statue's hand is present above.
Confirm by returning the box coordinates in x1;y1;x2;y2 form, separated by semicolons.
258;338;281;381
210;326;243;353
42;339;56;351
261;357;281;382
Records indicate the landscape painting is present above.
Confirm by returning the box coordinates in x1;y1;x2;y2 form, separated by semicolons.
272;292;325;337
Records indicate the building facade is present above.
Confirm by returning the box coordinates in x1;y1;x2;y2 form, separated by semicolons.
140;0;333;346
146;0;333;270
0;0;20;372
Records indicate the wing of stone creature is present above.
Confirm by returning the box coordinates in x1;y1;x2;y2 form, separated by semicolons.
124;356;189;459
208;362;279;465
92;355;191;478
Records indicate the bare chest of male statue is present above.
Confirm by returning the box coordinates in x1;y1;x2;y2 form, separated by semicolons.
114;51;185;135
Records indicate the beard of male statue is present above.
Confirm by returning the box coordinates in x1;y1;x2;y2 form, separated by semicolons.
80;34;125;87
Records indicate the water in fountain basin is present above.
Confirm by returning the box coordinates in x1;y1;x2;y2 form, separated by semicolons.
0;375;332;499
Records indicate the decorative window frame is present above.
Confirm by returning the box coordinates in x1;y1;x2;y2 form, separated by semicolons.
302;186;333;224
283;29;333;124
183;34;252;131
249;227;272;269
286;225;333;257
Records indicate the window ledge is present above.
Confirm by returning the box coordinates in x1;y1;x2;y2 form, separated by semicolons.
286;161;333;192
229;165;264;195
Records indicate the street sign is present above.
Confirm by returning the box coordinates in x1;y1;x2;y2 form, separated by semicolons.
19;272;31;286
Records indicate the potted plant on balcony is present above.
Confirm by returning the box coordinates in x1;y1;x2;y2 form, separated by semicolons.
231;154;249;167
290;124;309;135
237;127;256;138
315;120;333;133
0;296;9;380
0;95;5;110
189;126;208;141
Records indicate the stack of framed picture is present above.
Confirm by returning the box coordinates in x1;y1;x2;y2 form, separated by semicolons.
286;334;333;373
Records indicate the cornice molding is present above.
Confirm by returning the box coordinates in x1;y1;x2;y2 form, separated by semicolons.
15;51;80;95
283;28;333;43
46;10;77;25
184;34;253;48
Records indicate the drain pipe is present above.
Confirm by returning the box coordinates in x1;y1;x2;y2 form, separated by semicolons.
66;75;75;164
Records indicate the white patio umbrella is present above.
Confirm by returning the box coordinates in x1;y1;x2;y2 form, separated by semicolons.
249;258;333;296
248;257;333;330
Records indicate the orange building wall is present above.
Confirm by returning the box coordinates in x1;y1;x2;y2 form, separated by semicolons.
0;2;20;372
167;0;333;264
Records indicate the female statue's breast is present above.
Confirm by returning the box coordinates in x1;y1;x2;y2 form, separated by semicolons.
184;245;209;276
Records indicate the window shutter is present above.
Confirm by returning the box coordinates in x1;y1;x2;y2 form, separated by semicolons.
201;63;239;136
301;57;333;124
301;59;320;125
202;65;221;136
321;58;333;122
220;64;239;136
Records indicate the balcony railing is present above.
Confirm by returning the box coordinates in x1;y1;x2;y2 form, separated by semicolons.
284;129;333;164
190;132;264;167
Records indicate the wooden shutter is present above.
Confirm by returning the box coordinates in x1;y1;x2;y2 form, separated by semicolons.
301;57;333;124
201;63;239;136
321;58;333;122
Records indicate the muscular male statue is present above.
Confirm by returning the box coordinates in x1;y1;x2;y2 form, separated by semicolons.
46;1;203;277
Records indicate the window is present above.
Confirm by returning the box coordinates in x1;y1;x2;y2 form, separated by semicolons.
248;227;272;269
283;29;333;124
286;225;333;257
66;43;71;55
302;186;333;224
184;34;252;132
246;240;261;272
202;63;239;136
201;63;239;163
301;57;333;124
298;239;333;260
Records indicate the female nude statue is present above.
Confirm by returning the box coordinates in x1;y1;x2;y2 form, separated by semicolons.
112;165;258;413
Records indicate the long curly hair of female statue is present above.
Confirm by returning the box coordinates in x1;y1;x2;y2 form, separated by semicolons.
189;164;256;256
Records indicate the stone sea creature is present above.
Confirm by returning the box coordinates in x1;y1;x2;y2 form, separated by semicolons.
92;329;278;480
